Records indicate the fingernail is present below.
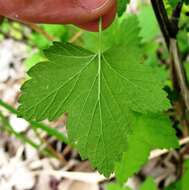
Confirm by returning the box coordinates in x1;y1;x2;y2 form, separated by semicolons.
78;0;109;10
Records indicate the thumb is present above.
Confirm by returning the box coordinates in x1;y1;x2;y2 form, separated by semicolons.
75;0;116;31
72;0;116;24
77;0;113;15
0;0;116;31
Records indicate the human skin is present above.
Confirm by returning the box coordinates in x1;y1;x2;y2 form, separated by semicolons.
0;0;116;31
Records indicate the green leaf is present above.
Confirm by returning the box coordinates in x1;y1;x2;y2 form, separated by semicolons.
82;18;120;53
184;0;189;5
140;177;158;190
18;16;171;176
82;15;137;53
168;0;179;8
138;5;160;43
107;177;158;190
107;184;132;190
24;51;46;70
115;114;178;184
181;160;189;190
117;0;129;16
29;24;67;48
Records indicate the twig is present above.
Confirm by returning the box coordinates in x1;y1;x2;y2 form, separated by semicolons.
151;0;189;115
69;30;83;43
150;136;189;159
0;111;52;157
32;126;67;165
170;0;183;38
23;21;83;43
169;39;189;112
32;170;107;183
32;136;189;183
0;100;68;162
151;0;171;48
21;21;54;41
0;99;68;144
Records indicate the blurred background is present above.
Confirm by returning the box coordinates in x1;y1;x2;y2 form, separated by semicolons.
1;0;189;189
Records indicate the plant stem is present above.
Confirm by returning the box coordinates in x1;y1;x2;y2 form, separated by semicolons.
0;111;52;157
171;0;183;34
151;0;171;48
170;39;189;112
0;99;68;143
98;17;102;100
151;0;189;117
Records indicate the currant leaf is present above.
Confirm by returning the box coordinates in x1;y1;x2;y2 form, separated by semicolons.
18;16;172;176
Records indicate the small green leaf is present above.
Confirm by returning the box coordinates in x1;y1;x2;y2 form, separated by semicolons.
168;0;179;8
107;177;158;190
140;177;158;190
107;184;132;190
117;0;129;16
138;5;160;43
165;159;189;190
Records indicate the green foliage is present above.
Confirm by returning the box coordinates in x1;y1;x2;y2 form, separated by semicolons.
82;21;116;52
107;184;131;190
29;24;67;48
18;16;177;177
140;177;158;190
117;0;129;16
115;114;178;184
177;30;189;55
24;51;46;70
165;160;189;190
168;0;179;8
138;5;160;43
82;18;120;53
107;177;158;190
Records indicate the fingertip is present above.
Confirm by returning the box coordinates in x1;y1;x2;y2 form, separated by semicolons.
75;1;116;32
78;0;111;11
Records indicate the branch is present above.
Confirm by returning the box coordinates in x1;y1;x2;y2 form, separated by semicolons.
170;39;189;112
151;0;189;115
0;99;69;144
170;0;184;38
23;21;54;41
32;136;189;183
151;0;171;48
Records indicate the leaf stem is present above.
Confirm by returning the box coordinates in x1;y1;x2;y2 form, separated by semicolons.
98;17;102;100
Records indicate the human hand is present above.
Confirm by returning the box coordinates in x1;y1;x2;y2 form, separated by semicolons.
0;0;116;31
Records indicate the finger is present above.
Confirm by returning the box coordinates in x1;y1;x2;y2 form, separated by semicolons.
0;0;115;24
75;2;116;31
